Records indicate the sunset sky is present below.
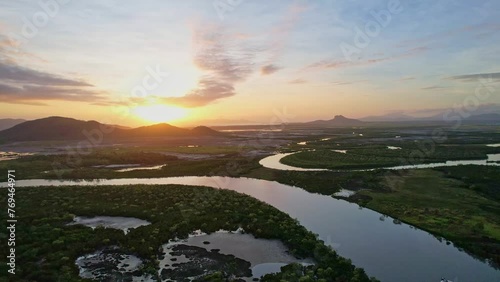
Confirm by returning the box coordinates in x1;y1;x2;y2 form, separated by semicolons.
0;0;499;126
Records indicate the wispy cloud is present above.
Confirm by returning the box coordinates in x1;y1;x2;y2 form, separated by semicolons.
397;23;500;49
304;57;390;70
0;61;92;87
0;47;107;105
421;86;446;90
166;4;307;107
289;78;307;84
332;80;368;85
162;78;235;107
399;76;415;81
446;72;500;82
161;25;255;107
0;32;45;64
303;47;428;71
261;64;281;75
0;83;108;105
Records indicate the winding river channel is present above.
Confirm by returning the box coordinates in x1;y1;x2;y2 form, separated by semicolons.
259;152;500;171
10;176;500;282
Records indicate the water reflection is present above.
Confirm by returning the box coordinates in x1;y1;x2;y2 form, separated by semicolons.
259;153;328;171
8;176;500;282
259;151;500;172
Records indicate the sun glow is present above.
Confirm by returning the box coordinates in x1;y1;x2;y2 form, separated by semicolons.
132;105;188;123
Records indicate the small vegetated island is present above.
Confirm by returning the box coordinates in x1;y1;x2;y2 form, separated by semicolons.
0;184;377;282
280;144;499;170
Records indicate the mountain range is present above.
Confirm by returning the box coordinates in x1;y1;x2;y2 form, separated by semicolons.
0;117;222;142
1;112;498;142
300;113;500;126
361;112;500;122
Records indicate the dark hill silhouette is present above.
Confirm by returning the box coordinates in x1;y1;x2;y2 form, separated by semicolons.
0;116;222;142
305;115;364;127
191;126;222;136
0;117;112;141
121;123;190;137
0;118;27;131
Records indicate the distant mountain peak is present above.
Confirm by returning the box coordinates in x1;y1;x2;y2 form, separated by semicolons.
191;125;223;136
305;115;364;127
332;115;349;120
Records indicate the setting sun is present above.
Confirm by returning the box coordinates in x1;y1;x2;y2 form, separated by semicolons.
132;105;187;123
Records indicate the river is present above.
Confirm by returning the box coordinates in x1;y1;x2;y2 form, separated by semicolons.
259;152;500;171
8;176;500;282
